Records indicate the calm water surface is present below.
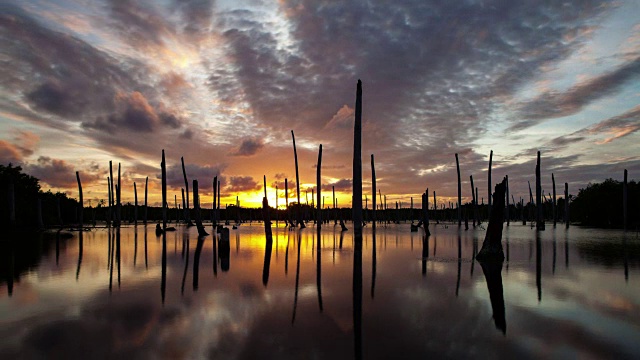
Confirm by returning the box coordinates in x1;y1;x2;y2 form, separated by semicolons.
1;222;639;359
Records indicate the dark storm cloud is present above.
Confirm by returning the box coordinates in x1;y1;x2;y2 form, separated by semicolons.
227;176;260;192
512;57;640;130
231;138;264;156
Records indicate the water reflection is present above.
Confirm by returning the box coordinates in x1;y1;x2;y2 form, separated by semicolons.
479;259;506;334
353;233;363;360
1;224;638;359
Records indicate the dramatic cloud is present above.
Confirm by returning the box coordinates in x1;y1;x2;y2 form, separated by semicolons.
322;179;352;192
0;131;39;164
512;57;640;130
1;0;638;205
227;176;260;192
164;163;226;190
231;138;264;156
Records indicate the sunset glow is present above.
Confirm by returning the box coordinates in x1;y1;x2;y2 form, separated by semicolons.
1;0;639;208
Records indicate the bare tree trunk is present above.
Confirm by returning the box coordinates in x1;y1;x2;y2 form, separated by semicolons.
352;80;363;235
455;153;462;227
317;145;323;229
552;173;557;228
161;150;167;231
144;177;148;224
134;182;138;226
193;180;208;236
470;175;476;227
117;163;121;227
371;154;376;227
476;177;507;261
291;130;305;228
109;161;114;224
181;157;191;224
107;177;112;227
488;150;493;218
506;175;510;227
536;151;545;230
623;169;628;231
76;171;83;229
564;183;569;229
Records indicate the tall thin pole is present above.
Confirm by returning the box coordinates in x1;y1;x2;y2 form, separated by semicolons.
623;169;628;231
371;154;376;226
144;177;148;224
76;171;83;228
134;182;138;225
455;153;461;227
352;79;363;235
536;151;544;230
161;150;167;230
552;173;557;228
488;150;493;218
291;130;304;228
317;144;323;228
564;183;569;229
505;175;510;227
181;157;190;223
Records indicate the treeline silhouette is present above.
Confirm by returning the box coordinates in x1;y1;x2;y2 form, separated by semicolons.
570;178;638;228
1;164;79;228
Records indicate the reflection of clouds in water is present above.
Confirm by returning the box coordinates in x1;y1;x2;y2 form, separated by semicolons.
1;225;639;358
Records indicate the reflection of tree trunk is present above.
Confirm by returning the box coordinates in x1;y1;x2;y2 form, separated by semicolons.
76;231;83;281
471;237;477;277
552;231;557;275
456;231;461;297
316;227;323;311
353;233;363;360
116;228;120;288
212;232;218;277
144;227;148;269
536;232;541;302
134;227;138;267
263;237;273;287
193;237;205;290
479;260;506;334
292;231;302;324
422;234;428;277
161;231;166;304
285;233;289;275
371;226;377;299
109;231;114;292
623;234;629;282
181;235;190;295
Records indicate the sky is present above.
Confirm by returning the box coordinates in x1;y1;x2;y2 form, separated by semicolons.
1;0;639;209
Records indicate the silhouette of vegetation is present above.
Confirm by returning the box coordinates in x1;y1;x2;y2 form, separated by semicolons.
570;178;639;228
1;163;78;228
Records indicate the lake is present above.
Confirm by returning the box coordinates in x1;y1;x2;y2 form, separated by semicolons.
1;221;639;359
